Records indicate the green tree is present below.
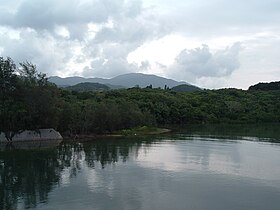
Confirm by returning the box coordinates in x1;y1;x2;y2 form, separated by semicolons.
0;57;22;141
0;59;61;141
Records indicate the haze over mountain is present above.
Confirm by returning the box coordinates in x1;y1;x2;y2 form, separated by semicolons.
49;73;193;89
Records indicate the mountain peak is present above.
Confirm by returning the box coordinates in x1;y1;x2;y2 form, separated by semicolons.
109;73;188;88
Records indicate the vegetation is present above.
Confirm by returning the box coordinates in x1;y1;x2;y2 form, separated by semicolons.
65;82;110;92
1;57;280;140
119;126;170;136
171;84;201;92
249;81;280;91
0;58;61;141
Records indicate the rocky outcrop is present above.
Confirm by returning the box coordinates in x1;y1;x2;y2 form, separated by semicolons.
0;129;63;142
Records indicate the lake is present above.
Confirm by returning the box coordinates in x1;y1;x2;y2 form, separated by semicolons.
1;124;280;210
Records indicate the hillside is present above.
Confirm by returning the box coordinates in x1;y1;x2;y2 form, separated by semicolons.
249;81;280;91
171;84;201;92
65;82;110;92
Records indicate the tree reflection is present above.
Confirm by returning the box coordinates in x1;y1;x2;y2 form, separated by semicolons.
0;142;86;209
180;123;280;142
0;147;61;209
57;142;86;179
0;136;155;209
83;137;154;168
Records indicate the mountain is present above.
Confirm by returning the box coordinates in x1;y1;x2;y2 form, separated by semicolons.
171;84;202;92
48;76;108;87
49;73;191;89
49;76;123;89
248;81;280;91
65;82;110;92
108;73;187;88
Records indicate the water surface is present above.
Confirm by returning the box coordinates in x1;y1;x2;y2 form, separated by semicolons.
1;125;280;210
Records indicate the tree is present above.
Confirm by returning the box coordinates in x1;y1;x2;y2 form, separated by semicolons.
0;59;61;141
18;62;61;130
0;57;17;100
0;57;21;141
19;62;48;87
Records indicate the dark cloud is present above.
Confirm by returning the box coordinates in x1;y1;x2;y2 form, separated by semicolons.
0;0;108;29
139;60;150;70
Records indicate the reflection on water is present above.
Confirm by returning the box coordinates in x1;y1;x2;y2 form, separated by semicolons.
0;125;280;210
0;146;61;209
178;123;280;143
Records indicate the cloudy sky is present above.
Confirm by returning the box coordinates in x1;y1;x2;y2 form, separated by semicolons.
0;0;279;89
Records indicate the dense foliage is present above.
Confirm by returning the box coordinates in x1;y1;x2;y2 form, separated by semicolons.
65;82;110;92
171;84;201;92
249;81;280;91
0;58;61;140
1;57;280;140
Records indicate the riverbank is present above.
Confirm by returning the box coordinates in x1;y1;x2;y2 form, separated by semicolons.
62;126;171;142
118;126;171;135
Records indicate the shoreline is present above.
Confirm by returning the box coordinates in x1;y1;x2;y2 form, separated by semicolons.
62;127;172;142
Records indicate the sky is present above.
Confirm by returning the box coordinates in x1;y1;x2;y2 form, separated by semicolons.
0;0;279;89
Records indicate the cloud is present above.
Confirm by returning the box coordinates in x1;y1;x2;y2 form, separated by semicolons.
168;43;241;82
0;28;76;75
82;58;138;78
0;0;151;43
0;0;279;88
0;0;169;78
139;60;150;70
150;0;280;36
0;0;108;29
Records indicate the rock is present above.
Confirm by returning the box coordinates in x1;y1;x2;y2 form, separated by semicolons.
0;129;63;142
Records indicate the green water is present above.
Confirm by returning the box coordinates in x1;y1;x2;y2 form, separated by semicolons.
1;124;280;210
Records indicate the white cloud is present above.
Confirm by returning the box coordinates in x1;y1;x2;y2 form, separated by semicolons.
83;58;138;78
168;43;241;82
0;28;78;75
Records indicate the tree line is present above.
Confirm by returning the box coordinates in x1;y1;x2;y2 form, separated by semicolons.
1;57;280;140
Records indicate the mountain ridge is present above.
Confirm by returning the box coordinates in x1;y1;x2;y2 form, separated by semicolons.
49;73;194;89
65;82;110;92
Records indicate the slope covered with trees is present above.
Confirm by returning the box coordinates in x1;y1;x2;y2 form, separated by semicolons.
1;57;280;140
249;81;280;91
65;82;110;92
171;84;201;92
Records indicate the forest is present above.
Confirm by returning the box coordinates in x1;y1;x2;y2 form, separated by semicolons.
1;57;280;139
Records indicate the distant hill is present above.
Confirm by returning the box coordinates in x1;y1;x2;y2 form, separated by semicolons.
49;76;124;89
49;76;108;86
108;73;187;88
248;81;280;91
49;73;193;89
171;84;201;92
65;82;110;92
